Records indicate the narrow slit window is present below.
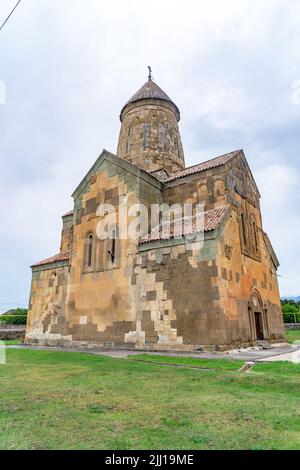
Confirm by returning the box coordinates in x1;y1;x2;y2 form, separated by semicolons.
241;213;247;247
174;130;179;156
174;130;177;146
159;123;165;149
108;229;116;263
87;234;93;267
253;221;259;252
126;126;131;154
143;123;149;149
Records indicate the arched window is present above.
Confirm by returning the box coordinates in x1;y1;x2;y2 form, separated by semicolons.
253;221;258;252
108;228;116;264
126;126;131;155
174;129;180;157
143;123;149;149
159;123;165;149
241;213;247;247
87;233;94;267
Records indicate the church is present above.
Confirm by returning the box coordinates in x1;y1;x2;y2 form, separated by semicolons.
25;72;285;351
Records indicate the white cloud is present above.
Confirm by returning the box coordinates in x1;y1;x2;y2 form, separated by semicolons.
291;80;300;105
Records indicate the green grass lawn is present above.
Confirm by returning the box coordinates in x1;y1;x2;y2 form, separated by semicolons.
0;348;299;450
285;329;300;344
131;354;244;370
2;340;22;345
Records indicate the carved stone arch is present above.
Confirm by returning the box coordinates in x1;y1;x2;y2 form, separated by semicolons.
97;222;120;272
249;287;263;310
197;182;208;201
248;288;269;342
213;177;226;204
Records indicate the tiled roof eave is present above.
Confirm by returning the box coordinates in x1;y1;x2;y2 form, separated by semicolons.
138;229;217;246
139;206;230;245
165;150;241;183
31;252;70;269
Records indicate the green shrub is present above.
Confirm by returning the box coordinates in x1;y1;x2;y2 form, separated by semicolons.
282;303;299;314
0;315;27;325
3;308;28;316
282;313;300;324
11;308;28;316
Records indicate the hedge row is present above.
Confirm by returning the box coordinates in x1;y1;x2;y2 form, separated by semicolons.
0;315;27;325
283;313;300;324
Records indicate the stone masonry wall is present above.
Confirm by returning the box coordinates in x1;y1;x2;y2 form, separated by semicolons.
216;209;285;345
131;235;227;350
0;328;25;341
117;100;185;175
27;158;163;347
26;263;70;343
60;213;74;253
163;167;227;212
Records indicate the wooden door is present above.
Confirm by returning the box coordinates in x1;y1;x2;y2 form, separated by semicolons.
254;312;264;340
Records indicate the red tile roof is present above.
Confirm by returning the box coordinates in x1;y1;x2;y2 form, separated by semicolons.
139;205;230;244
166;150;241;182
116;149;241;186
31;251;70;268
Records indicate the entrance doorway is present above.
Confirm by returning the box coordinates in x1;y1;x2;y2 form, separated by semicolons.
254;312;264;340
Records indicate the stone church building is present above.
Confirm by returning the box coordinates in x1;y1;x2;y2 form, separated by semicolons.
26;75;285;351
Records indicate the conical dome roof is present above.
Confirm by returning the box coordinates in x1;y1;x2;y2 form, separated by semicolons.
120;79;180;121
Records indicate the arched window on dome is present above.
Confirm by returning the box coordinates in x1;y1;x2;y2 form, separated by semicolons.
126;126;131;155
143;123;149;149
174;129;179;157
159;123;165;149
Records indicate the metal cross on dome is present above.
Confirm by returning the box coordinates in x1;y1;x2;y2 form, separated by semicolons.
147;66;152;80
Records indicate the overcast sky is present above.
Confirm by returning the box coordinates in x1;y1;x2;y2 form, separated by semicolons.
0;0;299;311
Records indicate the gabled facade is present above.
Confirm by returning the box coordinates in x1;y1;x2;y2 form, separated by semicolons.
25;76;285;351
